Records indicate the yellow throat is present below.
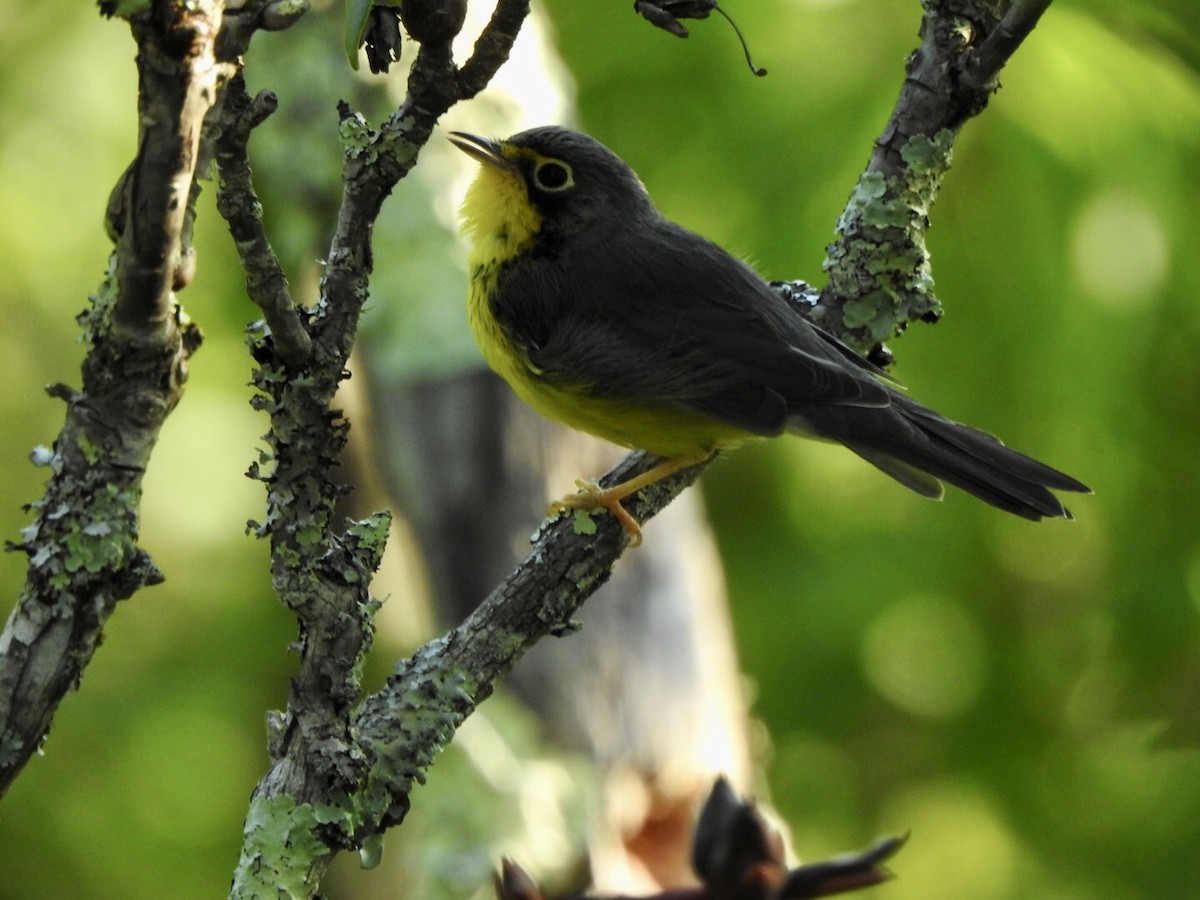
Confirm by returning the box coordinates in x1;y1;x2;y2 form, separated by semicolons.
460;152;541;277
459;154;540;354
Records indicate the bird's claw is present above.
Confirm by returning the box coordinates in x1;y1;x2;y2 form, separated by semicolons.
548;481;644;547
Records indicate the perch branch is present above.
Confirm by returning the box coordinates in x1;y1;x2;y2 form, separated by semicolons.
352;452;702;829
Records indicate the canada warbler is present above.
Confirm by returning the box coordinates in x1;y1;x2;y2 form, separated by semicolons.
451;126;1088;545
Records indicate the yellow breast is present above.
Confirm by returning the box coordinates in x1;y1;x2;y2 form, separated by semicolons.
459;162;547;401
459;162;758;459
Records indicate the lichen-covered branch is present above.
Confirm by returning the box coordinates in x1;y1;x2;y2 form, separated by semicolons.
818;0;1056;358
318;0;531;353
352;450;700;831
110;2;228;338
0;0;228;797
228;2;536;894
213;72;312;368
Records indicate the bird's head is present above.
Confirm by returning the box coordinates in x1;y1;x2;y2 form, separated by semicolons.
452;126;656;253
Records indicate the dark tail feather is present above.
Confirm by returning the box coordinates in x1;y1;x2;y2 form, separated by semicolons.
839;396;1090;520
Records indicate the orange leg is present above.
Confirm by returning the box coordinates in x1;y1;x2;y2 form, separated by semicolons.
548;452;713;547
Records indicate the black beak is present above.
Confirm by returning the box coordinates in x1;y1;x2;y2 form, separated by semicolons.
449;131;515;171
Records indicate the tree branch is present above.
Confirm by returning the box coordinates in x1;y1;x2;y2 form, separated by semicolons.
458;0;531;98
229;1;538;893
963;0;1053;98
0;0;228;797
213;72;313;368
352;450;702;829
111;2;226;339
819;0;1056;358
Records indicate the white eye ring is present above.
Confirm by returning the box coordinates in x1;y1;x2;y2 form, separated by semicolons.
533;160;573;192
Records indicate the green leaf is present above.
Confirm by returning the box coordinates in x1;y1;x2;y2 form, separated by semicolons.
345;0;374;70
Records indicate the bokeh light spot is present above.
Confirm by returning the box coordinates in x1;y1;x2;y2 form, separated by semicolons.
880;780;1018;900
990;510;1105;591
1070;190;1169;310
861;594;987;718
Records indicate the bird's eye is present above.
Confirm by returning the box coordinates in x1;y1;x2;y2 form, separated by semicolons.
533;160;573;193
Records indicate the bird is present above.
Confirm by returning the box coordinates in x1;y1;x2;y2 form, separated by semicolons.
450;125;1088;545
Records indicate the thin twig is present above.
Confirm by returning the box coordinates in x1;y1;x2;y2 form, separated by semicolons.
963;0;1054;97
819;0;1055;356
459;0;532;98
213;72;313;368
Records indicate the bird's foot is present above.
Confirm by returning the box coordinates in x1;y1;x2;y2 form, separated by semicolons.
549;480;644;547
546;453;716;547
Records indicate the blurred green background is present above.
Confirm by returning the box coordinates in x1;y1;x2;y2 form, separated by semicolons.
1;1;1198;898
